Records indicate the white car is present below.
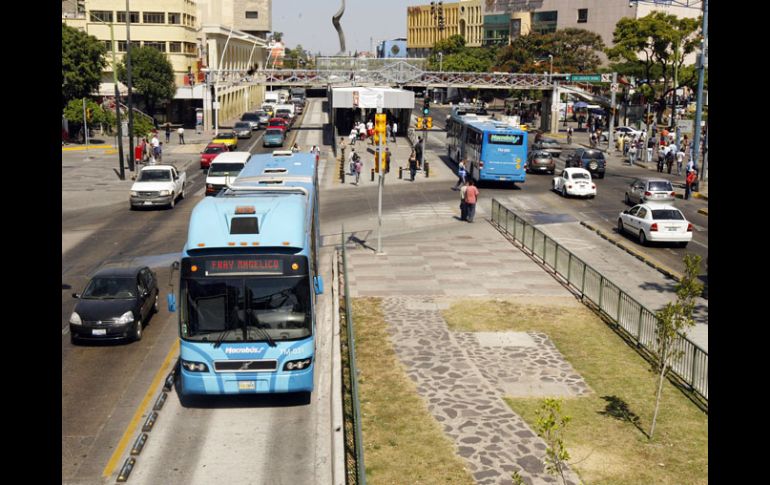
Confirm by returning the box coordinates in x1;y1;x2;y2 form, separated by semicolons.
617;203;693;247
552;168;597;198
601;126;643;141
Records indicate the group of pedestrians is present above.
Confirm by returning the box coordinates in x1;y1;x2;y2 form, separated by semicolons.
348;119;399;147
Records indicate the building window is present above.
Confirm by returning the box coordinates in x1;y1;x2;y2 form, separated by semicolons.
90;10;113;23
143;12;165;24
169;42;182;53
168;12;181;24
117;40;140;52
245;11;259;19
117;11;139;23
144;41;166;52
102;40;112;51
577;9;588;23
184;42;197;54
532;11;558;35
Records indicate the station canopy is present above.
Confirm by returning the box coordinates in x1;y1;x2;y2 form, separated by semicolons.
331;86;415;109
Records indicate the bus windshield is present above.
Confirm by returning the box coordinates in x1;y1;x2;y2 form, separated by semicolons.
181;276;311;342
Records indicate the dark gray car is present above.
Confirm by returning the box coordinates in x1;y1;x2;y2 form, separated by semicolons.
533;137;562;158
233;122;252;139
526;150;555;174
625;178;676;205
69;266;159;344
566;148;606;178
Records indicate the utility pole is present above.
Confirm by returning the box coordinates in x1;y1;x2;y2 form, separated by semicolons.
608;72;617;152
692;0;708;178
125;0;135;174
82;98;89;151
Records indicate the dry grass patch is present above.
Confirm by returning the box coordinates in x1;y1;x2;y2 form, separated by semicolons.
442;297;707;485
350;298;474;484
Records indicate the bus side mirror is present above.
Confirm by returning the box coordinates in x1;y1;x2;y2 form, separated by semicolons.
167;293;177;312
314;276;324;295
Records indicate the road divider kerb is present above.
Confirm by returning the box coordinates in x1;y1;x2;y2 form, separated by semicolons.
102;339;180;480
697;208;708;216
580;221;684;282
62;145;113;152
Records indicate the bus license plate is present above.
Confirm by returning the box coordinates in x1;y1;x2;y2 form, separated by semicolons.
238;381;256;390
92;329;106;336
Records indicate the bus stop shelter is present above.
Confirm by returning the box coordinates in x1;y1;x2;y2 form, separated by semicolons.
329;86;415;143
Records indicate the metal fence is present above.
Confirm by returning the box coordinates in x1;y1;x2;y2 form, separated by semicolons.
490;199;708;403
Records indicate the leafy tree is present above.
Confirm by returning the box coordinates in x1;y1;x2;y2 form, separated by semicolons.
606;12;701;120
116;46;176;118
535;398;572;485
493;29;604;74
272;32;283;42
63;98;111;127
649;254;703;440
428;35;496;72
62;24;107;110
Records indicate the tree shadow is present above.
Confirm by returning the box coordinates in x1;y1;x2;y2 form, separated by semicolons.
598;395;648;438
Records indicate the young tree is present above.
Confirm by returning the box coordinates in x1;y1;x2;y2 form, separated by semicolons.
62;24;107;110
116;46;176;118
649;253;703;439
535;398;572;485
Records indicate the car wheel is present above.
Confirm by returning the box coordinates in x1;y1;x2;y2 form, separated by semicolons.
153;293;159;314
624;193;631;205
133;318;143;341
561;185;567;198
679;241;689;248
180;184;185;199
70;333;79;345
129;203;136;211
598;173;605;179
169;193;175;209
639;230;647;246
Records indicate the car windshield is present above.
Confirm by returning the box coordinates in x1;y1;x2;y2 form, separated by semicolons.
204;146;225;154
648;181;673;191
138;170;171;181
540;139;558;146
216;133;234;139
181;276;312;342
265;129;283;136
534;151;551;158
209;163;244;177
82;277;136;299
571;172;590;180
234;123;250;130
241;114;257;120
651;209;684;220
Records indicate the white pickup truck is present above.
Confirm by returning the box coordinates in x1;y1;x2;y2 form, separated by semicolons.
129;165;186;210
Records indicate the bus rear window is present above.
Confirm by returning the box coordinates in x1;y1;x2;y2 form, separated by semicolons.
488;133;523;145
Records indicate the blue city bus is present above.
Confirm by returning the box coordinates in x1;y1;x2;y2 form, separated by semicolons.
175;150;323;396
446;109;527;184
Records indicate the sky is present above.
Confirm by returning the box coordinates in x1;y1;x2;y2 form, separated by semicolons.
272;0;413;56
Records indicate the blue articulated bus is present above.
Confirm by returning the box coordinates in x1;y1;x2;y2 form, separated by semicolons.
176;150;323;396
446;109;528;184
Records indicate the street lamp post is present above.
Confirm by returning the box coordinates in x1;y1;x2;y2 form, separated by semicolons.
124;0;135;174
548;54;553;82
692;0;708;180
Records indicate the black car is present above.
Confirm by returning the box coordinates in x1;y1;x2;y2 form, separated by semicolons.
69;266;159;344
566;148;606;178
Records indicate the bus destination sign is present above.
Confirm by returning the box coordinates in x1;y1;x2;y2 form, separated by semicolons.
489;134;523;145
205;258;284;275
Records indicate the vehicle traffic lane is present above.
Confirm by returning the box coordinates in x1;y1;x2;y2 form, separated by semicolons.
62;165;206;483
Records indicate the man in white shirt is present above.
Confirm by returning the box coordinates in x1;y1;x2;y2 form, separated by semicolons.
150;134;160;163
392;121;398;143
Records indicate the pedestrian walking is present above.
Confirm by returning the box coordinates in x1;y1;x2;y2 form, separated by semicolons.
354;157;362;185
657;145;666;173
366;120;374;145
464;179;479;223
155;142;163;163
628;140;637;165
177;126;185;144
392;121;398;143
349;126;358;146
358;122;367;142
150;134;160;164
459;180;468;221
684;168;697;199
454;160;467;189
386;123;392;143
665;149;674;174
647;138;654;163
348;148;358;176
676;150;684;175
165;124;171;143
408;150;418;181
415;137;423;169
566;127;573;145
291;142;300;153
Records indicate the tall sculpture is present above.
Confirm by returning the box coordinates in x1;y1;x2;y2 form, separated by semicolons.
332;0;346;55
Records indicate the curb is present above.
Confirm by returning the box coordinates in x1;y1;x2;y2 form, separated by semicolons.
62;145;113;152
698;208;708;216
580;221;684;282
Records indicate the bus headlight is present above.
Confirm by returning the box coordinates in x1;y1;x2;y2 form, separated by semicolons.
69;312;82;325
116;311;135;324
181;360;209;372
283;358;312;371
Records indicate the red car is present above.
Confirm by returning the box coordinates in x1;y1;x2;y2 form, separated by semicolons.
199;143;228;169
267;117;289;133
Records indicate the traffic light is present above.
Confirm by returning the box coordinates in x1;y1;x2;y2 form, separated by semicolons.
423;98;430;116
426;117;433;129
416;117;423;130
374;113;387;145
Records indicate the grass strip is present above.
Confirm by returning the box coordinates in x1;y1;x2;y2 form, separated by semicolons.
442;296;707;485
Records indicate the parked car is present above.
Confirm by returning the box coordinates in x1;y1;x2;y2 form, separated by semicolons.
624;178;676;205
601;126;643;142
532;137;562;158
526;150;555;174
233;121;252;139
263;128;286;147
199;143;228;169
552;167;597;198
565;148;606;178
69;266;159;344
617;203;693;247
212;132;238;150
240;112;260;130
